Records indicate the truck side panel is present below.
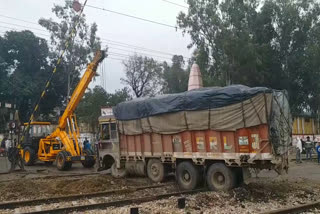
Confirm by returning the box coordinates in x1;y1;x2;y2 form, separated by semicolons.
119;124;272;165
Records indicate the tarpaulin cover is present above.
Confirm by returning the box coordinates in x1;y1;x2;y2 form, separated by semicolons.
113;85;272;120
113;85;292;155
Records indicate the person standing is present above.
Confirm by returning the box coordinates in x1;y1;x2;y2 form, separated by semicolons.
83;137;90;150
305;136;313;161
317;142;320;164
296;137;302;163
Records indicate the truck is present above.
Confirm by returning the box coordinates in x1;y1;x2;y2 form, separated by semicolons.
98;85;292;190
21;50;105;170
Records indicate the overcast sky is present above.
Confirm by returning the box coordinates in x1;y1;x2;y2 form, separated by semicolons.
1;0;192;92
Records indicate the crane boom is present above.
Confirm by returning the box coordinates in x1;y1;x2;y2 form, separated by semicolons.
59;50;105;129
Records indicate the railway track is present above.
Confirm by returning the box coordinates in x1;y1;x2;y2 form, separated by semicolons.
0;182;203;214
261;201;320;214
20;189;203;214
0;183;171;210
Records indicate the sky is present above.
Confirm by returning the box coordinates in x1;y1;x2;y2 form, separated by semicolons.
0;0;193;93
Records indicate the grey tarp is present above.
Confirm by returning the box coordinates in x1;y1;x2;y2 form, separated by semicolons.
113;85;292;155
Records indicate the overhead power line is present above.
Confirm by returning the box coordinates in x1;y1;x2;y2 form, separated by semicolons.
0;21;48;33
161;0;188;9
0;14;39;26
0;26;50;38
85;4;178;29
0;13;190;58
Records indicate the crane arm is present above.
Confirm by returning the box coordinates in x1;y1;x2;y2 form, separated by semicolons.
58;50;105;130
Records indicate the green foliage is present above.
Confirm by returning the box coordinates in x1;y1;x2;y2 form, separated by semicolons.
177;0;320;115
39;0;101;98
162;55;189;94
121;54;163;97
0;30;56;122
76;86;131;131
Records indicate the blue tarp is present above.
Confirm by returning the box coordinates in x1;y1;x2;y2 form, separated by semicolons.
113;85;272;121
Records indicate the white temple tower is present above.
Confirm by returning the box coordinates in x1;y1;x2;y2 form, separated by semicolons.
188;63;203;91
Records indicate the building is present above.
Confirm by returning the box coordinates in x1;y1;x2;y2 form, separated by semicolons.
0;101;17;134
292;113;320;143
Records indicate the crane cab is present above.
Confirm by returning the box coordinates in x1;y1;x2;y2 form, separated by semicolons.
21;121;58;165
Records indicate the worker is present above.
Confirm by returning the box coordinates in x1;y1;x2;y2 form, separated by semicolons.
305;136;313;161
1;137;6;149
317;142;320;164
83;137;90;150
0;137;6;156
296;137;302;163
5;138;12;152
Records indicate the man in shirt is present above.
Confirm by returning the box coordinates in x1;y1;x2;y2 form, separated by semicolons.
305;136;313;161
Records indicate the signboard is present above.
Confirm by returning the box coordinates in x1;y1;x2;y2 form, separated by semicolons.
101;107;113;116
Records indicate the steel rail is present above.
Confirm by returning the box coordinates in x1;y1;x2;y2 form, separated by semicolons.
0;184;170;209
261;200;320;214
21;189;205;214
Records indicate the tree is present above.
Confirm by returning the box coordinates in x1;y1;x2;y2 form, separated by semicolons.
177;0;320;115
39;0;102;100
121;54;163;97
162;55;189;94
0;30;57;122
76;86;130;132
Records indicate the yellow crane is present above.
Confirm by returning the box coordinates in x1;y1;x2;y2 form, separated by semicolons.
22;50;105;170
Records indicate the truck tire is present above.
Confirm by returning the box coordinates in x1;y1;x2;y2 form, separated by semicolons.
56;151;72;171
206;163;236;191
23;146;36;166
176;161;200;190
81;149;96;168
111;163;127;178
147;159;166;182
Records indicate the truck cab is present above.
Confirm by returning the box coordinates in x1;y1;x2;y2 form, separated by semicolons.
97;107;119;170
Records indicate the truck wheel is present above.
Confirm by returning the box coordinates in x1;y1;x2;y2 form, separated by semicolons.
23;147;36;166
147;159;166;182
176;161;200;190
56;151;72;171
206;163;236;191
111;163;127;178
81;149;96;168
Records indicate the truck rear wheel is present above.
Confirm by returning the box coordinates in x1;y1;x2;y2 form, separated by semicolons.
206;163;236;191
111;163;127;178
23;147;36;166
56;151;72;171
147;159;166;183
81;149;96;168
176;161;200;190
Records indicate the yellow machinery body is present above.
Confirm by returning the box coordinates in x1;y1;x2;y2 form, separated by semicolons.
22;51;105;170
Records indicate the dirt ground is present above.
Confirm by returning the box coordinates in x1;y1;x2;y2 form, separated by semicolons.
0;159;320;212
0;161;155;202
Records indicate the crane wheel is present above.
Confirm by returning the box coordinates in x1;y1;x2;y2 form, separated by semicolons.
81;149;96;168
56;151;72;171
23;147;36;166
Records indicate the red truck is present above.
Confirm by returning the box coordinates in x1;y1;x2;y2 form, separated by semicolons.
97;85;292;191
